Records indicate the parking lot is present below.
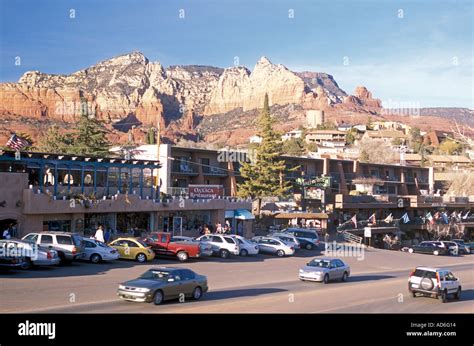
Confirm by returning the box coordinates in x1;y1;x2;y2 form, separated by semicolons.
1;246;473;313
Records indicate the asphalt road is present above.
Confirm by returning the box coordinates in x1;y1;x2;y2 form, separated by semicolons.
1;246;473;313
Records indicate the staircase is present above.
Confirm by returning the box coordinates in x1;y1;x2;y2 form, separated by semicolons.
340;230;363;244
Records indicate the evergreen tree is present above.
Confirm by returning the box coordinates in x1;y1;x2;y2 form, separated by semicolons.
146;127;156;144
40;125;75;154
238;94;292;215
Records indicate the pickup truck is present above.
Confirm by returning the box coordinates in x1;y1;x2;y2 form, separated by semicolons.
142;232;212;262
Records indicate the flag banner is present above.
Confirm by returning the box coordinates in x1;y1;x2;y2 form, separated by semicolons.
6;134;30;151
383;213;393;223
462;211;470;219
351;215;357;228
441;212;449;224
401;213;410;223
426;212;434;225
367;213;376;224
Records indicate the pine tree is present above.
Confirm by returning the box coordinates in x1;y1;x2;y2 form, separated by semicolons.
40;125;75;153
71;98;111;157
238;94;292;215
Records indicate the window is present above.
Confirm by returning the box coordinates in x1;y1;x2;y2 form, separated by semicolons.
173;272;182;281
84;240;96;248
160;234;168;243
445;272;456;281
269;240;280;246
237;239;244;244
211;236;223;243
40;235;53;244
23;234;38;242
181;269;195;281
224;237;235;244
334;260;345;267
56;236;73;245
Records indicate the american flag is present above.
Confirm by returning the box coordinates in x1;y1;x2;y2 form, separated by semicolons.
6;134;31;150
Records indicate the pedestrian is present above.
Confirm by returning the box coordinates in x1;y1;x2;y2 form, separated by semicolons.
324;232;330;244
104;228;112;243
11;224;18;238
133;228;141;237
2;228;11;240
204;225;211;235
94;225;105;243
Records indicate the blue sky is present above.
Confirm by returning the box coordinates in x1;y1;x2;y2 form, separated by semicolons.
0;0;472;108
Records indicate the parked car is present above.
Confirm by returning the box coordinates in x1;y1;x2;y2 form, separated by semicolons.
142;232;212;262
408;267;461;303
108;238;155;263
117;267;208;305
229;235;259;256
0;240;28;269
253;237;295;257
0;240;60;269
196;234;240;258
270;233;300;249
451;239;471;254
21;232;85;264
442;241;461;256
299;257;350;283
82;238;120;263
408;241;449;256
281;228;320;250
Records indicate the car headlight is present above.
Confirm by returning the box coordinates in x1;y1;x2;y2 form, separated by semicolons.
299;269;304;273
119;285;126;290
135;288;150;293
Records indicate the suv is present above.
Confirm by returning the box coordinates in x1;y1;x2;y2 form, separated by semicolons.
408;267;461;303
196;234;240;259
282;228;320;250
22;232;85;264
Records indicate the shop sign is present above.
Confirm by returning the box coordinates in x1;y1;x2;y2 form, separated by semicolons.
189;185;223;199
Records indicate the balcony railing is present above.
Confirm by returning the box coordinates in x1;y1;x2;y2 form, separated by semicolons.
202;166;228;176
171;162;198;175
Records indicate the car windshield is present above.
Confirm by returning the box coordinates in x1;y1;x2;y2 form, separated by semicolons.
140;270;172;280
307;259;331;268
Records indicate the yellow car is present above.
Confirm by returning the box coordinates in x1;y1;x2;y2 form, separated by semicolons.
109;238;155;263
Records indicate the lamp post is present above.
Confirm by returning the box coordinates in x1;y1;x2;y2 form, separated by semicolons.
301;170;306;212
155;116;161;200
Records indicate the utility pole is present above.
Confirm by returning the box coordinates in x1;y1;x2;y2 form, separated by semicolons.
155;116;161;199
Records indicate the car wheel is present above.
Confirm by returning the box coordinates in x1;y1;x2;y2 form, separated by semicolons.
305;243;313;250
412;291;417;297
219;249;230;259
153;290;164;305
341;272;348;282
276;250;285;257
21;258;33;270
323;274;329;284
176;251;188;262
439;290;447;303
433;250;439;256
90;254;101;264
240;249;248;256
408;248;414;253
136;253;147;263
192;286;202;300
454;287;461;300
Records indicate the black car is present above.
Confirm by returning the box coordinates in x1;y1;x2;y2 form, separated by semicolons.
282;228;320;250
117;267;208;305
408;241;449;256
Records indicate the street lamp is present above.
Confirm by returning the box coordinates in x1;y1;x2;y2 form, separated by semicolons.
301;170;306;212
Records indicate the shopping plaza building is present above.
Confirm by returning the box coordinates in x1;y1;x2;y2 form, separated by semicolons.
1;144;473;241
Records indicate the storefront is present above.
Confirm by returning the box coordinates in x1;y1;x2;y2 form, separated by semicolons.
225;209;255;236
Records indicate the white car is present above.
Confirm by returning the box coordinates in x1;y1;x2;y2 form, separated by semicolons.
253;237;295;257
82;238;120;263
408;267;461;303
271;233;300;249
196;234;240;258
229;235;259;256
0;240;60;269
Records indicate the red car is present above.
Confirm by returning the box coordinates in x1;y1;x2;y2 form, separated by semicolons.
142;232;212;262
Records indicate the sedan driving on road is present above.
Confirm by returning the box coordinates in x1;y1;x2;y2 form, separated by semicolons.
299;257;350;284
117;267;208;305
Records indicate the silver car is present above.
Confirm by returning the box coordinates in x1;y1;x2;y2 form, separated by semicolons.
271;233;300;249
299;257;350;283
253;237;295;257
0;240;60;269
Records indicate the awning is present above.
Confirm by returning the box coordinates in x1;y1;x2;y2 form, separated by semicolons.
225;210;235;219
234;209;255;220
274;212;328;219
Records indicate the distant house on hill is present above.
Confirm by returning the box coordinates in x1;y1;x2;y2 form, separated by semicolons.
249;135;262;144
281;129;303;141
363;130;407;143
424;130;454;147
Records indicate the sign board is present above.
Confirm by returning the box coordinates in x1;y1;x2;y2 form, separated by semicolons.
364;227;372;238
296;176;331;188
188;185;223;199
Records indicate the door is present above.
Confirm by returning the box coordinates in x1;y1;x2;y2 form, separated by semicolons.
162;271;183;299
333;259;345;279
328;260;340;279
445;271;458;293
153;233;169;256
180;269;196;297
111;240;127;258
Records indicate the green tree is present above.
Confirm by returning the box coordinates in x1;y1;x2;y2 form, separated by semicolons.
282;138;304;156
345;128;358;145
238;94;292;215
40;125;75;153
146;127;156;144
391;137;404;146
438;139;462;155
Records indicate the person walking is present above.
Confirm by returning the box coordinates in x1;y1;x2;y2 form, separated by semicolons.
104;228;112;243
94;225;105;243
2;228;11;240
